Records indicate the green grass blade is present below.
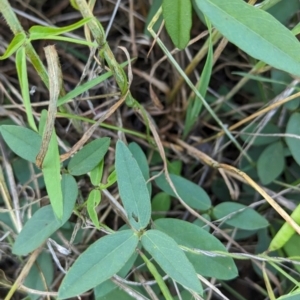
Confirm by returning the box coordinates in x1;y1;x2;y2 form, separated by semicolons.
29;17;92;39
57;60;129;106
183;17;213;137
139;250;173;300
0;32;26;60
16;48;37;131
42;129;63;220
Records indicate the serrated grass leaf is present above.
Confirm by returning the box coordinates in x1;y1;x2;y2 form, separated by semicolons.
195;0;300;77
212;202;269;230
257;141;285;185
0;125;41;163
286;112;300;166
12;174;78;255
16;48;37;131
68;137;110;176
0;32;26;60
115;141;151;230
141;229;202;294
58;230;138;299
154;218;238;280
162;0;192;49
154;173;211;211
29;18;92;40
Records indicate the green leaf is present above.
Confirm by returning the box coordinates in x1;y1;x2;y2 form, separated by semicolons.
162;0;192;49
90;160;104;186
212;202;269;230
12;158;44;189
151;192;171;221
94;251;138;299
276;290;300;300
106;169;117;186
0;32;26;60
0;125;41;163
284;234;300;273
115;140;151;230
57;61;130;106
42;129;63;219
24;251;54;300
58;230;138;299
29;18;92;40
141;229;202;294
128;142;151;195
257;141;285;185
87;189;101;229
12;174;78;256
240;123;280;146
194;0;300;77
100;169;117;189
154;173;211;211
16;48;37;131
267;0;300;26
68;137;110;176
286;112;300;166
154;218;238;280
184;17;213;137
95;288;137;300
31;36;96;47
144;0;163;37
167;160;182;176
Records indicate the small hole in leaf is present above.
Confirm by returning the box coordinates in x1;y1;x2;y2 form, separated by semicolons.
132;212;139;222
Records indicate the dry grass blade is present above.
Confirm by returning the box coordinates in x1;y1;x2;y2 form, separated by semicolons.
175;138;300;236
203;90;300;144
36;45;61;168
60;94;127;162
5;247;44;300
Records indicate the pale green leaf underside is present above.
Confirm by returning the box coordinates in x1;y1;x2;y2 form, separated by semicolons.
286;112;300;166
68;137;110;176
24;251;54;300
141;229;203;294
0;125;41;163
12;174;78;256
154;173;211;211
115;140;151;230
195;0;300;77
58;230;138;299
257;141;285;185
155;218;238;280
213;202;269;230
